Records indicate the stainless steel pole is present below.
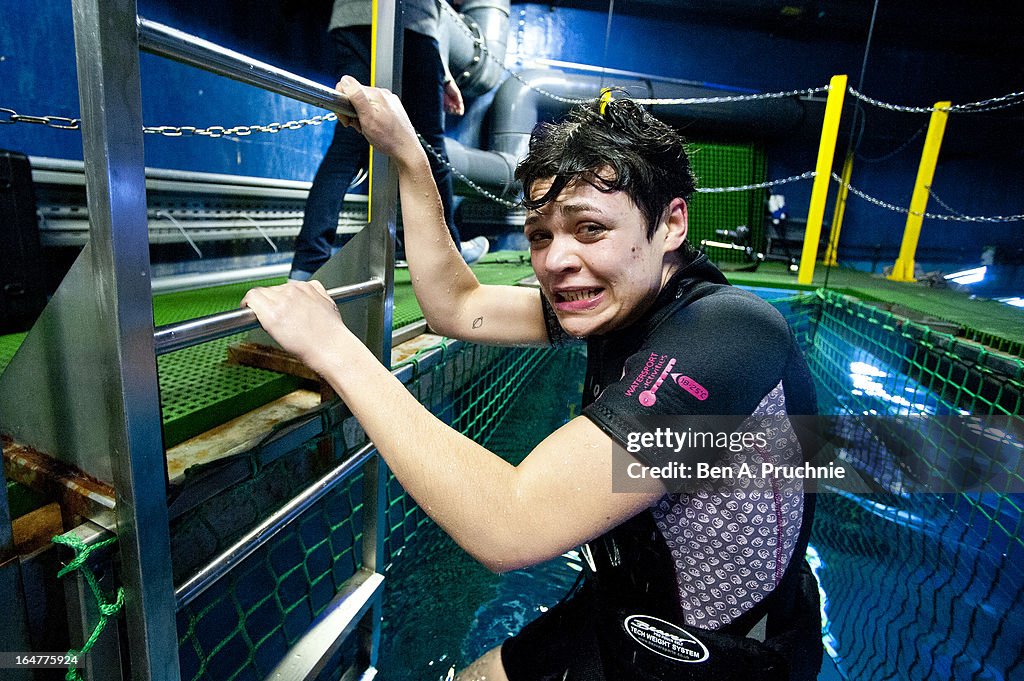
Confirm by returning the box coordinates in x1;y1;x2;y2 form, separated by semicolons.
137;18;356;117
71;0;179;677
154;279;384;355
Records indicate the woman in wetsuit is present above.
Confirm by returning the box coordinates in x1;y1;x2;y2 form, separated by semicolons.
244;77;823;680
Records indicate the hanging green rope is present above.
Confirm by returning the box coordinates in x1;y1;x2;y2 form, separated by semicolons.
51;533;126;681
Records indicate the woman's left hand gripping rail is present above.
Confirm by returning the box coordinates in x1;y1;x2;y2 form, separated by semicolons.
241;280;348;376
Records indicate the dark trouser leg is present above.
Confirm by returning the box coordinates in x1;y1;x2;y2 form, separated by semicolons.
401;30;461;247
291;27;372;277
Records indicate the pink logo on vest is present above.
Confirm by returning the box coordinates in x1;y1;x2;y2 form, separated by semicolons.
626;354;677;407
673;375;709;401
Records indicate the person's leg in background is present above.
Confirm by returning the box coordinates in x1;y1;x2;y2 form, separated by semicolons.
402;30;489;263
290;27;373;280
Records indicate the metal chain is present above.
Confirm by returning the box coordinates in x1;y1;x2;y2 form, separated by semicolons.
635;87;829;106
417;133;521;208
695;171;816;194
0;107;81;129
1;105;339;138
142;113;339;138
0;103;820;205
945;90;1024;112
503;69;592;105
925;185;971;219
832;172;1024;223
847;87;1024;114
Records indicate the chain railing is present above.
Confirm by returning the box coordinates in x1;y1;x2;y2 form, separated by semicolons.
635;87;829;106
695;171;816;194
831;172;1024;223
847;87;1024;114
8;98;1024;221
8;37;1024;214
925;185;972;220
418;132;521;208
0;107;82;130
1;105;341;139
141;113;339;138
1;102;818;207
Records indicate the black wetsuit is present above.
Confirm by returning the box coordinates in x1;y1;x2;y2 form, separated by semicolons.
501;255;823;681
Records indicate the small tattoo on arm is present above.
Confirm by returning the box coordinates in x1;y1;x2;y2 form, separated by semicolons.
472;317;484;329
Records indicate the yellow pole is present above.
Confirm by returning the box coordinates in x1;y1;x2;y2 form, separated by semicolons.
798;74;848;285
889;101;951;282
366;0;379;222
824;151;853;266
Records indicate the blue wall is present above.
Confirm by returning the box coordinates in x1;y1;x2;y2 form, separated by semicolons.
0;0;336;180
1;1;1020;269
508;4;1023;270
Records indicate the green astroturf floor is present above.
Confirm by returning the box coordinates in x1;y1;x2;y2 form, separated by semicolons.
1;254;1020;446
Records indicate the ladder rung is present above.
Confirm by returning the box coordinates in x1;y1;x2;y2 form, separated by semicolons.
264;569;385;681
153;279;383;355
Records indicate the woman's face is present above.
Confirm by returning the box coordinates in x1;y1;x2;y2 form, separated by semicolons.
525;177;688;337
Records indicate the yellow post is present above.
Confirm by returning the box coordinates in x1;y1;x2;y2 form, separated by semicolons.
889;101;951;282
798;74;848;285
366;0;379;222
824;151;853;266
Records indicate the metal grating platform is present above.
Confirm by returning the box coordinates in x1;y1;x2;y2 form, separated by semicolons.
153;278;301;447
0;257;539;449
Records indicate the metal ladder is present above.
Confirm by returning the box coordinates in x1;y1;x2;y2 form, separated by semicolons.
0;0;401;677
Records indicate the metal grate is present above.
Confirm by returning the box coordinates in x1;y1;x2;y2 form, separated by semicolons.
154;278;301;447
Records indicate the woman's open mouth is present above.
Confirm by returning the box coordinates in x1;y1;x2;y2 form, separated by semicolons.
554;288;605;311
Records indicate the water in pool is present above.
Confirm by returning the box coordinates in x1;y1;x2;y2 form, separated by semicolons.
376;295;1022;680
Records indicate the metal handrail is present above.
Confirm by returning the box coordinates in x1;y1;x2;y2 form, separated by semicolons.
153;278;384;355
137;18;356;117
175;442;377;610
129;5;395;678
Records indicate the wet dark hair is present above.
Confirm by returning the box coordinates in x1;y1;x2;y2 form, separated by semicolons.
515;93;697;242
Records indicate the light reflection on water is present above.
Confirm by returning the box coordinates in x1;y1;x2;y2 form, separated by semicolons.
379;524;580;679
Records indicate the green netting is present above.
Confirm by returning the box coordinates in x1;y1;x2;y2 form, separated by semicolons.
51;533;125;681
382;342;559;557
687;141;767;264
176;471;363;681
170;340;557;681
774;290;1024;680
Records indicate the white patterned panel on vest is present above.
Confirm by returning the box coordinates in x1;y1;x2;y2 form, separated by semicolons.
651;381;805;629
